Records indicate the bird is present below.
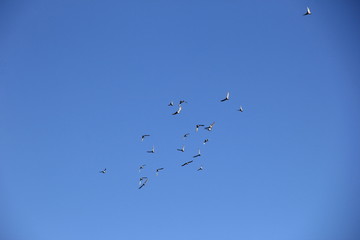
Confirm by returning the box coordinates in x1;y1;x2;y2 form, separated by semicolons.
195;124;205;132
197;166;204;171
238;106;243;112
138;177;148;189
139;164;146;172
193;149;201;158
303;7;311;16
168;101;174;106
220;92;230;102
203;139;209;144
99;168;107;174
172;105;182;115
179;100;187;104
183;133;190;138
205;122;216;131
141;134;150;141
156;168;164;176
181;160;193;167
177;145;185;152
147;145;155;153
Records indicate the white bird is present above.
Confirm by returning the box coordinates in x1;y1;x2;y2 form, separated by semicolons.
139;164;146;172
139;177;148;189
177;145;185;152
197;166;204;171
147;145;155;153
304;7;311;16
220;92;230;102
238;106;243;112
181;160;193;167
168;101;174;106
203;139;209;144
156;168;164;176
195;124;205;132
141;134;150;141
99;168;107;174
205;122;216;131
172;105;182;115
193;149;201;158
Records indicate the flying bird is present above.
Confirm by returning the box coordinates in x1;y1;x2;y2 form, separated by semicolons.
205;122;216;131
141;134;150;141
195;124;205;132
172;105;182;115
197;166;204;171
181;160;193;167
179;100;187;104
99;168;107;174
193;149;201;158
220;92;230;102
238;106;243;112
177;145;185;152
168;101;174;106
138;177;148;189
147;145;155;153
156;168;164;176
139;164;146;172
303;7;311;15
203;139;209;144
183;133;190;138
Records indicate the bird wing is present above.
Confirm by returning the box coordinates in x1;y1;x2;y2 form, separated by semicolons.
226;92;230;98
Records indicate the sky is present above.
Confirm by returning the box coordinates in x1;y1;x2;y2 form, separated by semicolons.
0;0;360;240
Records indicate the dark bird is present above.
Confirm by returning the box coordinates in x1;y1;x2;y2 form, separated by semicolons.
139;164;146;172
156;168;164;176
181;160;193;167
168;101;174;106
138;177;148;189
147;145;155;153
179;100;187;104
141;134;150;142
193;149;201;158
220;92;230;102
197;166;204;171
203;139;209;144
238;106;243;112
303;7;311;16
172;105;182;115
205;122;216;131
177;145;185;152
183;133;190;138
99;168;107;174
195;124;205;132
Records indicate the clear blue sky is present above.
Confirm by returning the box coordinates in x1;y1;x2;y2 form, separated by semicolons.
1;1;360;240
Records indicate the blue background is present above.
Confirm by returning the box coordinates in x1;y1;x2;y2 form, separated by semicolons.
1;0;360;239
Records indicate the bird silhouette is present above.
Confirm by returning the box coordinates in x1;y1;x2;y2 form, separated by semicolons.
177;145;185;152
141;134;150;142
195;124;205;132
303;7;311;16
205;122;216;131
203;139;209;144
238;106;243;112
197;166;204;171
138;177;148;189
139;164;146;172
147;145;155;153
156;168;164;176
172;105;182;115
193;149;201;158
99;168;107;174
168;101;174;106
220;92;230;102
181;160;193;167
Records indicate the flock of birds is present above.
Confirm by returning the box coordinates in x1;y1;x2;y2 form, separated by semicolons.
98;6;313;189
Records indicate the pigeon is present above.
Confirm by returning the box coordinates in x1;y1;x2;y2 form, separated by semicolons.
156;168;164;176
197;166;204;171
303;7;311;16
141;134;150;141
139;164;146;172
203;139;209;144
99;168;107;174
195;124;205;132
177;145;185;152
183;133;190;138
139;177;148;189
172;105;182;115
193;149;201;158
168;101;174;106
220;92;230;102
179;100;187;104
238;106;243;112
205;122;216;131
147;145;155;153
181;160;193;167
